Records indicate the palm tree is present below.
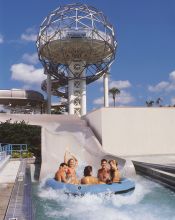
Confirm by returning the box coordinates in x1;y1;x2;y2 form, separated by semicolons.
109;87;120;107
156;98;163;107
145;100;154;107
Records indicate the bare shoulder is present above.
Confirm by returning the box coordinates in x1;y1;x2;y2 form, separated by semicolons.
92;176;99;184
81;177;87;184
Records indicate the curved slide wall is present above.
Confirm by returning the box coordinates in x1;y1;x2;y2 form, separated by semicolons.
40;118;132;180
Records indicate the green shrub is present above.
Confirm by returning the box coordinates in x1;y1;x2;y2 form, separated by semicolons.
11;151;34;158
22;151;34;158
0;120;41;158
12;151;21;158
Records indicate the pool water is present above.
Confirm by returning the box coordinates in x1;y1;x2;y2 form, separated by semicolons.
32;176;175;220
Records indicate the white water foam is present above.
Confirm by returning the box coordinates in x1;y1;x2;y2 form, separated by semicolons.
32;175;175;220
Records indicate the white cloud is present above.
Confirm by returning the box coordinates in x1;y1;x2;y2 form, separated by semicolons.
93;97;104;105
148;81;169;92
21;33;37;42
21;27;37;42
96;76;132;90
22;53;38;64
169;71;175;81
148;70;175;93
11;63;46;85
166;82;175;91
117;90;135;104
109;80;131;89
93;90;134;105
100;79;132;92
0;34;4;43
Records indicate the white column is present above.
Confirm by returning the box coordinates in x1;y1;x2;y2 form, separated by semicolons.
46;73;51;114
103;72;109;107
68;72;74;115
81;70;86;116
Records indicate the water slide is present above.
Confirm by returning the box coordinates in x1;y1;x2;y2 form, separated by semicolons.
40;116;135;180
0;114;135;180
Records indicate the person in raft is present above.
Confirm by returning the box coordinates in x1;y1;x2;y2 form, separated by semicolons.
108;160;120;183
64;150;79;184
81;166;99;185
97;159;111;184
55;163;68;183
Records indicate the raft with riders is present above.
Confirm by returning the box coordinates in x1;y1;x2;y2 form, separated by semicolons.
46;150;135;195
54;150;120;185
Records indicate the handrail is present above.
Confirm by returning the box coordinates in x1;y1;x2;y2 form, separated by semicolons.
0;143;28;158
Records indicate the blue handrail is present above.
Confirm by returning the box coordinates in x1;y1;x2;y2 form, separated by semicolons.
0;143;28;158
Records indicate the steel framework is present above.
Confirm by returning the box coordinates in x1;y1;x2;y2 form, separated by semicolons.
37;3;116;116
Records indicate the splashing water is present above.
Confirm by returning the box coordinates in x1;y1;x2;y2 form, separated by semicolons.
32;176;175;220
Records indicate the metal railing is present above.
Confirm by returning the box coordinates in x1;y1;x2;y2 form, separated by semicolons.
0;143;28;158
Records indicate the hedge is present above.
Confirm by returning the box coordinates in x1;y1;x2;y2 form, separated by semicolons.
0;119;41;158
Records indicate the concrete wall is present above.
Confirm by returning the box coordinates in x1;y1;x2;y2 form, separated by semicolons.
85;107;175;156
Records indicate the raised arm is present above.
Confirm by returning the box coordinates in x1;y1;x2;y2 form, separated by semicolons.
70;152;78;166
64;151;69;164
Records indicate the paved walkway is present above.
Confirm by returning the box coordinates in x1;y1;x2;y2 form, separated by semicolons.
0;160;20;220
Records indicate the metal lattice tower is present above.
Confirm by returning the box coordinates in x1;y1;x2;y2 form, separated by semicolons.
37;3;117;116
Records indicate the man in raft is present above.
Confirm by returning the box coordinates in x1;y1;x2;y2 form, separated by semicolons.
97;159;111;184
81;166;99;184
55;163;68;183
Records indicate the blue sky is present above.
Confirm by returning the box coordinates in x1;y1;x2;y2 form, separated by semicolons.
0;0;175;112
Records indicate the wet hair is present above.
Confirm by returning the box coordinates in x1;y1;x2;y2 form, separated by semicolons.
84;166;92;177
60;162;67;167
101;159;107;164
67;158;74;167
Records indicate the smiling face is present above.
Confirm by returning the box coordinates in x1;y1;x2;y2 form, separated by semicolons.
109;161;114;169
109;160;118;169
63;165;68;172
101;160;107;169
68;159;75;168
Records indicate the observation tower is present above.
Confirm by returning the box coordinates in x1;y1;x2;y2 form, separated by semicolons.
37;3;116;116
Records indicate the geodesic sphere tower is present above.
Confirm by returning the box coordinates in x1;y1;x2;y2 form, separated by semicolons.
37;3;117;116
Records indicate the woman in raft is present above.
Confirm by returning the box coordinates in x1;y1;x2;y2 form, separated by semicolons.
108;159;120;183
64;150;79;184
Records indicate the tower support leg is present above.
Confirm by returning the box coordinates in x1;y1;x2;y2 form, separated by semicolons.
46;73;51;114
104;72;109;107
81;71;86;116
68;74;74;115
